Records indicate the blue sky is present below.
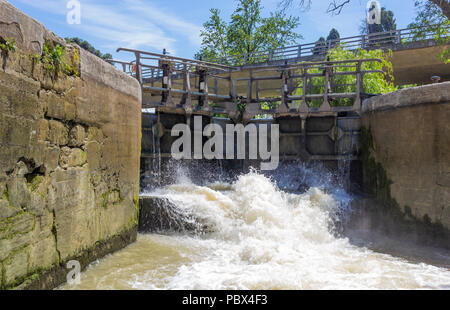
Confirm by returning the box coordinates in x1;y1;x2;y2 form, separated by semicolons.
7;0;418;61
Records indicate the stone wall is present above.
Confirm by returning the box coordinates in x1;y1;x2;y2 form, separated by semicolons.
361;82;450;232
0;0;141;289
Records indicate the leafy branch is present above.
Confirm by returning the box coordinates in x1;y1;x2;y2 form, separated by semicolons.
0;37;16;54
38;40;78;80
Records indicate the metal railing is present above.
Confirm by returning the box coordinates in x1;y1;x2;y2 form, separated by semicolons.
208;24;449;66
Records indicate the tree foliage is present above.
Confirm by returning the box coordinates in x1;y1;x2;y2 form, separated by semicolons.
327;28;340;41
295;46;397;107
327;28;340;48
196;0;301;63
313;37;326;55
65;37;112;60
409;1;448;29
312;29;340;55
408;0;449;63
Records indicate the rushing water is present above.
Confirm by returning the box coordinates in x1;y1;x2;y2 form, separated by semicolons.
62;171;450;290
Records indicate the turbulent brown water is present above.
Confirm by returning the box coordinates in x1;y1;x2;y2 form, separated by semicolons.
61;172;450;290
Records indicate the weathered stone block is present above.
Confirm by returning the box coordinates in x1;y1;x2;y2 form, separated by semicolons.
86;141;100;171
44;146;60;172
59;147;87;169
0;70;41;120
64;102;76;120
48;120;68;146
7;177;31;209
87;127;104;143
53;76;74;95
2;114;35;147
68;125;85;147
0;200;21;220
28;234;57;272
0;212;35;241
3;248;29;285
49;167;97;260
42;91;64;120
28;212;57;271
38;119;49;141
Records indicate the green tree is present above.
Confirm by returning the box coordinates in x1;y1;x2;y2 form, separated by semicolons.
313;37;326;55
65;37;112;60
327;28;340;48
195;9;228;60
295;46;397;107
327;28;340;41
408;0;449;63
197;0;301;64
408;0;448;30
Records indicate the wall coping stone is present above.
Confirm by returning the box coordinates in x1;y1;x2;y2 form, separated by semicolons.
362;82;450;113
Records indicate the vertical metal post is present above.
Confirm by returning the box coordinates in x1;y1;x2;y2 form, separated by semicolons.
297;45;302;58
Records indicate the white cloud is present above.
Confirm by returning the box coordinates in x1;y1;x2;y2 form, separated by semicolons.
11;0;202;55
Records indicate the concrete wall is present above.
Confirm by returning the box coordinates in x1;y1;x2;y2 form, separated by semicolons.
361;82;450;231
0;1;141;289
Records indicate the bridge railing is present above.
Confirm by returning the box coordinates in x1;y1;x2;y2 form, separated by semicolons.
237;58;383;122
109;49;384;121
208;24;449;66
108;48;233;84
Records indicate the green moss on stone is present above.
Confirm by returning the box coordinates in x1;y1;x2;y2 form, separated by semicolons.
133;193;140;226
4;264;51;290
101;192;108;209
101;190;123;209
0;211;34;240
80;150;87;165
26;175;44;192
3;187;9;202
1;262;5;290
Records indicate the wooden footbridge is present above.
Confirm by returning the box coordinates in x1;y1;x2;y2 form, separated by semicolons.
110;48;383;123
108;48;385;167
